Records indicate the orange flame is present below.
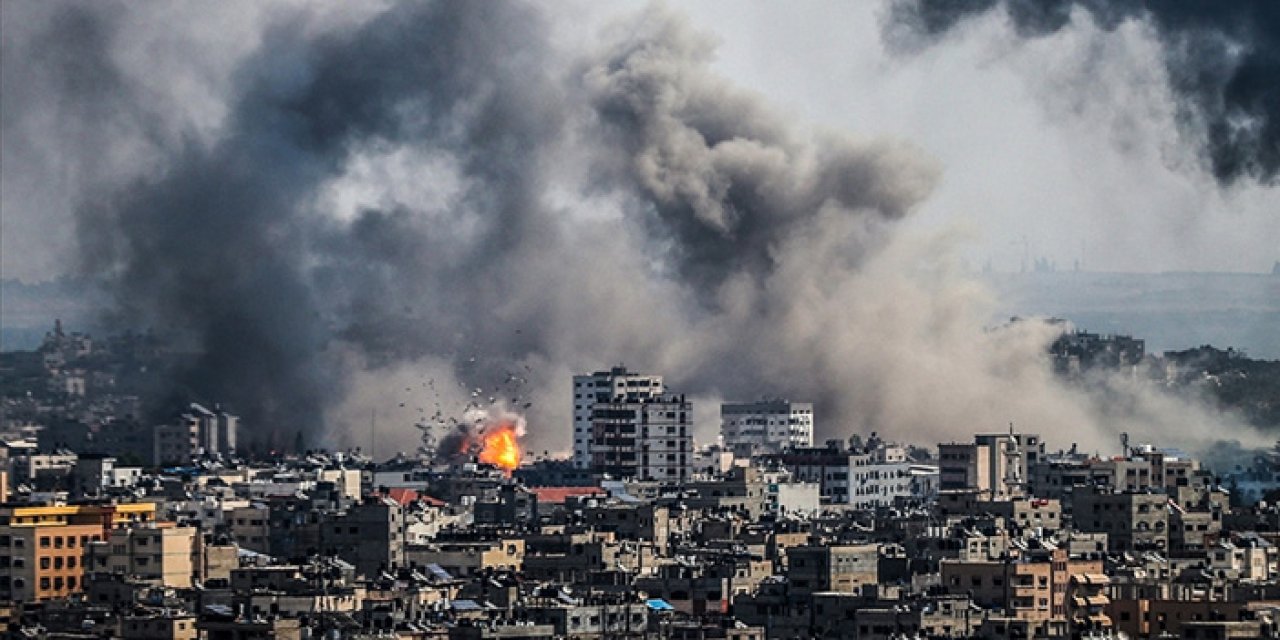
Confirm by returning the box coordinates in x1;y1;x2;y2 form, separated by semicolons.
478;422;521;473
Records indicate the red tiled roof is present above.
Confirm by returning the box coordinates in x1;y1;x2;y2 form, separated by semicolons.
531;487;605;504
382;487;447;507
385;488;418;506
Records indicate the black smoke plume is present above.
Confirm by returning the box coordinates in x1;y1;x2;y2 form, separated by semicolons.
57;1;563;443
887;0;1280;187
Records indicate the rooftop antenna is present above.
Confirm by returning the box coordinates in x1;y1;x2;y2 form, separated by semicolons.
1120;432;1130;458
1003;422;1023;496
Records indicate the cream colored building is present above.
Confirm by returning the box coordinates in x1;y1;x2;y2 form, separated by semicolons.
86;525;197;588
0;503;157;602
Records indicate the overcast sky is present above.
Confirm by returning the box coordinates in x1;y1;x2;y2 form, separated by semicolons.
666;2;1279;274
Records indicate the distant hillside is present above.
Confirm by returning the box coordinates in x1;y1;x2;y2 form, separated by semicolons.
1162;345;1280;431
988;271;1280;359
0;278;105;350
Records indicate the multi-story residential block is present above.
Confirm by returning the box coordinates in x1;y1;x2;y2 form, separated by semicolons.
578;369;692;481
321;497;405;579
0;503;156;603
153;419;200;467
406;539;525;578
939;430;1043;502
71;453;117;498
720;399;813;457
153;403;239;465
941;545;1103;633
847;444;939;510
763;441;936;508
84;525;198;588
11;451;77;489
0;522;99;603
1065;573;1113;639
572;367;664;470
786;544;879;598
1070;487;1169;553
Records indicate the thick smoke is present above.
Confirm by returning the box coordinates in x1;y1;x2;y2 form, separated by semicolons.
29;1;567;446
582;10;938;292
886;0;1280;187
2;1;1264;457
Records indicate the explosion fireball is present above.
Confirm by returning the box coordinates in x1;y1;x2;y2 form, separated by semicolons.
477;421;522;473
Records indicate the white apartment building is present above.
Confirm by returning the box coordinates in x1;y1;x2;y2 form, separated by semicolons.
847;444;939;510
720;399;814;456
763;441;937;508
571;367;664;470
592;394;693;482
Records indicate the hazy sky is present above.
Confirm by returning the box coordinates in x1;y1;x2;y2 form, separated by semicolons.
3;0;1275;281
663;2;1279;274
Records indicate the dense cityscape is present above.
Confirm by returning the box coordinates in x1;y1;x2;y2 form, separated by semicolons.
0;320;1278;639
4;1;1279;638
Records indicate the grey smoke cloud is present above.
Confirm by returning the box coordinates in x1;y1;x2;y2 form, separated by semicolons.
583;8;938;292
886;0;1280;187
1;1;1263;457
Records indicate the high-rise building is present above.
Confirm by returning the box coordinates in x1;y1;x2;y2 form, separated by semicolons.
571;367;664;470
720;399;813;456
572;367;691;481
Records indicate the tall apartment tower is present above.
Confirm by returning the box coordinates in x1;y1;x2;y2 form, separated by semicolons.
572;367;692;481
572;367;663;469
720;399;814;457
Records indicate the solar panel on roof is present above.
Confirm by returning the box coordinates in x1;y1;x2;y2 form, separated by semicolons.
426;563;453;581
